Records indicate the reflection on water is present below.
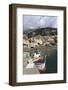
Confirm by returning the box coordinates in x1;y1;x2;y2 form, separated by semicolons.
23;46;57;74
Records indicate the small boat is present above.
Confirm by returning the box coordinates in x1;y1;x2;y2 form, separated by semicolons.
33;53;46;73
26;50;47;73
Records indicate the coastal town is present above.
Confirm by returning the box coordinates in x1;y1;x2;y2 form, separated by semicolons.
23;27;57;49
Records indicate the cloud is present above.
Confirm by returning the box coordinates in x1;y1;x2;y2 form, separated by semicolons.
23;15;57;31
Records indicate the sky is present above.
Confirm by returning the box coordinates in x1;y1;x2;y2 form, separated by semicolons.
23;15;57;31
